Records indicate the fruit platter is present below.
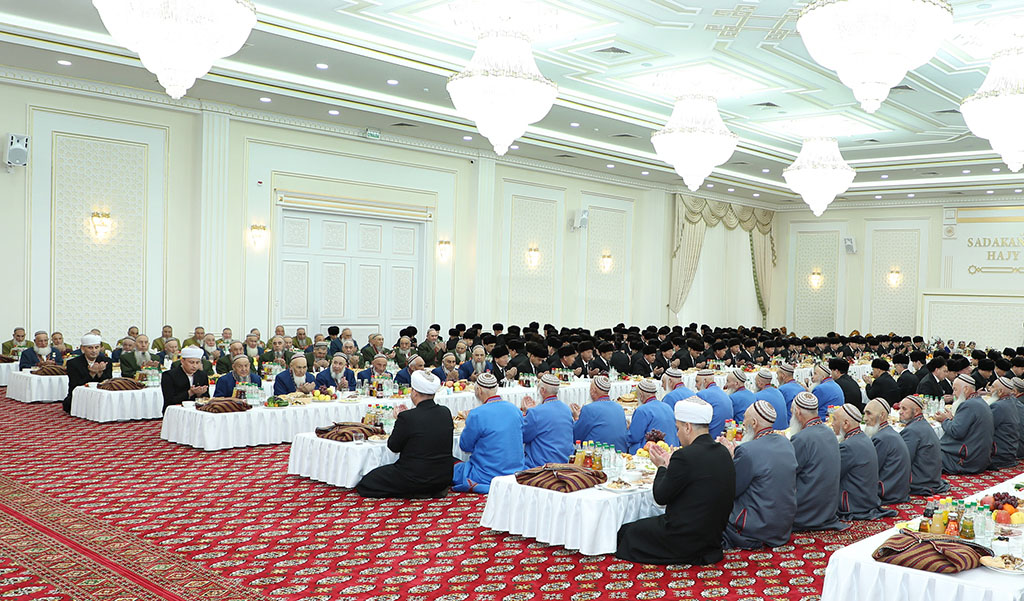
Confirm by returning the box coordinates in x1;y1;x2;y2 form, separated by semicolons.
313;386;338;402
265;396;289;408
980;492;1024;525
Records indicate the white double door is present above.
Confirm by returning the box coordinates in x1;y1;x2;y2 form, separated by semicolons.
275;208;424;345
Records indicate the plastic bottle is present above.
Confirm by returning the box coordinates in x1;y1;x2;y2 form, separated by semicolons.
920;501;934;533
961;506;975;540
945;509;961;537
573;440;584;465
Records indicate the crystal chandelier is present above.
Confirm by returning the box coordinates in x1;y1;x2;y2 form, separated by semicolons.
447;2;558;155
961;47;1024;172
797;0;953;113
92;0;257;99
783;138;856;217
651;95;738;191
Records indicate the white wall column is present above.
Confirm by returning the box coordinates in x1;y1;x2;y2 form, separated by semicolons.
198;110;231;330
473;157;496;323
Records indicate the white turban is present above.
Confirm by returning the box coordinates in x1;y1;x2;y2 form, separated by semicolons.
411;370;441;395
181;346;204;359
81;334;101;346
674;396;712;425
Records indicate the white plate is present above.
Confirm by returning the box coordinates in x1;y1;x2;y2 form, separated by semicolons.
982;564;1024;576
597;482;639;494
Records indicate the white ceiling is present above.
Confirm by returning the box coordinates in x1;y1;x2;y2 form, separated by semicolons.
1;0;1023;209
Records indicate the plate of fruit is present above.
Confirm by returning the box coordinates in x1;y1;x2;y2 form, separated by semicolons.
981;493;1024;526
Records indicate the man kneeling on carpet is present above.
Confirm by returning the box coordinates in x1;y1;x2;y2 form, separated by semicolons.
451;372;525;493
160;346;209;413
616;397;736;565
356;370;455;498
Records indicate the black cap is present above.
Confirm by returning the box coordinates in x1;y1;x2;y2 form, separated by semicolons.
978;358;995;371
506;339;525;352
892;353;909;366
909;350;927;363
328;326;340;336
996;358;1012;372
492;323;504;330
598;341;614;353
558;346;577;358
828;358;849;373
643;344;658;355
491;345;509;359
578;341;594;352
871;358;890;371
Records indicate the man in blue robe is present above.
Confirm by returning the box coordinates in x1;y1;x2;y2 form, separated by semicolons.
432;352;460;383
659;368;695;411
789;392;843;531
395;355;426;387
988;376;1021;469
571;375;628;451
833;404;897;520
213;354;263;398
521;373;574;467
17;330;62;370
695;369;731;439
452;373;524;493
811;362;844;420
273;355;316;395
863;398;911;505
753;369;789;430
726;370;755;424
898;395;950;495
314;353;357;392
721;400;798;549
627;379;680;453
777;364;805;423
357;354;392;384
457;345;488;381
935;386;994;474
1014;378;1024;459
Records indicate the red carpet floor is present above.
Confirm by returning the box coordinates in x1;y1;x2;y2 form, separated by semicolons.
0;391;1021;601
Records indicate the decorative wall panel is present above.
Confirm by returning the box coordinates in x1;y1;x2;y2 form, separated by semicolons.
390;266;414;320
869;229;920;335
282;216;310;248
322;221;347;250
52;134;146;340
359;224;382;253
508;196;558;325
358;264;382;318
923;295;1024;350
280;260;309;320
585;206;627;327
321;262;346;319
793;231;839;335
393;226;416;256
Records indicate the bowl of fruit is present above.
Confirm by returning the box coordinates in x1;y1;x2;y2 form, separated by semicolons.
981;492;1024;525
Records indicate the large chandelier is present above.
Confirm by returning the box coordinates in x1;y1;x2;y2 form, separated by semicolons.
797;0;953;113
92;0;256;99
447;2;558;155
651;95;738;191
961;39;1024;172
783;138;856;217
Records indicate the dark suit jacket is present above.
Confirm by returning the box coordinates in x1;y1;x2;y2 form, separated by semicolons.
589;356;611;375
63;354;112;413
896;370;919;400
836;373;864;411
387;398;455;488
18;346;62;370
610;351;631;374
865;371;901;407
915;373;944;398
630;356;654;377
160;364;210;412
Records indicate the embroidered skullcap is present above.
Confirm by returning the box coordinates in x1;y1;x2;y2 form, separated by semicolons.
794;391;818;411
373;353;387;360
81;334;101;346
442;352;455;361
756;368;773;381
665;368;683;378
314;341;328;349
411;370;441;395
778;363;796;375
956;373;976;387
674;397;713;424
815;362;830;375
752;400;777;424
871;398;891;415
476;372;498;389
996;375;1015;390
731;369;747;383
181;346;204;359
696;369;715;377
593;375;611;392
539;373;561;388
232;354;250;365
638;379;658;394
1013;377;1024;393
904;395;925;409
841;404;863;422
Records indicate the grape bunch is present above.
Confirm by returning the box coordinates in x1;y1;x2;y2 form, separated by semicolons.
645;429;666;443
993;492;1020;508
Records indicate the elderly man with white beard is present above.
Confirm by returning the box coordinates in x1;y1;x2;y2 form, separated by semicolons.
18;331;61;370
120;335;159;379
833;404;897;520
934;375;994;474
988;376;1021;469
458;345;489;382
718;400;798;550
897;395;950;496
863;398;911;505
788;391;843;531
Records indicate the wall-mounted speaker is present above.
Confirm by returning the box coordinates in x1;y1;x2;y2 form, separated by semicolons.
4;134;29;168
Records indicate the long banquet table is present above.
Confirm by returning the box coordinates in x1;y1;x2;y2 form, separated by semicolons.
0;362;19;387
70;384;163;422
7;371;68;403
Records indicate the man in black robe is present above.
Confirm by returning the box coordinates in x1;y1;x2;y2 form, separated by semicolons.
616;397;736;565
831;358;864;411
63;334;112;413
160;346;209;412
357;371;455;498
863;358;900;408
893;354;918;400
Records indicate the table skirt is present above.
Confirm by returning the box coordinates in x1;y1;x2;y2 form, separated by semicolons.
70;385;163;422
7;372;68;403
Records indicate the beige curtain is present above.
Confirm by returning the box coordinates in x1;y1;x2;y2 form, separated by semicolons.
669;194;775;320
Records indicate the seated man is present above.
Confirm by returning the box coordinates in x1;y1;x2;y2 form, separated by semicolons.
201;334;221;363
63;334;112;413
216;341;247;375
51;331;73;359
357;371;455;498
151;325;177;353
810;362;844;420
616;397;736;565
452;373;525;493
392;336;415;369
897;395;950;495
360;333;395;367
719;400;798;549
659;368;694;410
777;364;804;423
415;328;446;368
217;328;235;351
110;336;135;363
243;334;263;359
158;339;181;369
2;327;29;356
726;369;755;424
572;341;598;377
260;336;294;370
314;353;357;392
273;355;317;395
395;355;425;386
486;345;518;383
292;327;311;351
571;376;628;452
935;382;994;474
754;369;789;430
18;330;62;370
181;326;206;351
588;341;614;375
863;398;911;505
546;345;581;378
304;341;331;373
432;352;460;383
627;379;680;453
120;335;159;379
458;345;489;382
159;346;209;413
832;358;864;412
989;376;1021;469
695;369;731;439
117;326;139;347
521;373;574;468
357;354;392;384
863;359;901;408
789;392;843;531
833;404;897;520
213;353;262;398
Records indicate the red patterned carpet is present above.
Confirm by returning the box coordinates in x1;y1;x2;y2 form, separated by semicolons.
0;390;1021;601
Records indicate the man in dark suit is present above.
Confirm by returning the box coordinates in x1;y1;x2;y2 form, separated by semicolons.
63;334;112;413
831;358;865;412
616;397;736;565
863;358;901;407
356;371;455;498
916;357;948;398
589;342;614;375
160;346;209;413
630;344;659;378
893;354;919;400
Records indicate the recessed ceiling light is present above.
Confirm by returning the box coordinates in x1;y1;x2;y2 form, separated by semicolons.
1015;189;1023;193
328;109;339;116
761;168;770;173
259;97;272;103
875;195;883;199
509;145;519;150
706;184;714;188
315;63;329;70
594;128;599;131
986;190;995;194
992;168;1001;172
641;171;649;175
423;88;429;92
606;164;614;168
462;135;473;141
962;169;971;174
907;193;915;198
752;193;760;197
880;174;889;179
570;122;580;127
57;59;72;66
727;188;735;192
386;79;399;85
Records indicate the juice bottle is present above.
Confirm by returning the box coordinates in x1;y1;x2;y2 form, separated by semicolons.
944;510;960;537
593;446;603;471
920;502;933;533
572;440;583;464
960;512;975;540
583;447;593;469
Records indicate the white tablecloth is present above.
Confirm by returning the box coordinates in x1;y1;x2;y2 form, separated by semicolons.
480;474;665;556
6;372;68;403
287;431;468;489
0;362;19;386
822;473;1024;601
70;384;163;422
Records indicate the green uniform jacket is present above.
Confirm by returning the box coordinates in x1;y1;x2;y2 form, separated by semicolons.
180;337;203;350
216;353;247;375
152;337;179;352
120;351;157;379
305;352;330;372
260;349;294;370
2;340;28;356
416;341;444;367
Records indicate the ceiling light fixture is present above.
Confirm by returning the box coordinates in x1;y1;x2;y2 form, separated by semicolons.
92;0;256;99
752;193;760;197
259;97;271;103
316;63;329;70
651;95;738;191
606;164;614;169
880;174;889;179
986;190;995;194
762;168;770;173
706;183;714;188
446;1;558;156
570;122;580;127
509;145;519;150
386;79;399;85
797;0;953;112
727;188;735;192
57;59;73;66
963;169;972;174
641;171;650;175
328;109;339;116
875;195;883;199
783;137;856;217
907;193;916;198
993;167;1002;172
463;135;473;141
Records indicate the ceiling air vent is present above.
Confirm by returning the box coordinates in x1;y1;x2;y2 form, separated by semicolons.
921;171;940;176
935;109;961;115
949;191;965;195
391;122;418;127
891;85;915;92
594;46;630;55
752;102;780;109
554;154;575;158
611;133;639;138
730;161;750;165
858;138;881;144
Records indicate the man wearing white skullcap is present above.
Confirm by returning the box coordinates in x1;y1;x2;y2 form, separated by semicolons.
810;362;844;421
62;333;112;413
788;391;843;531
659;367;695;413
627;380;680;453
897;395;950;496
357;370;455;499
570;375;628;452
753;369;788;430
776;364;805;424
17;330;62;371
520;373;574;468
695;369;731;439
213;353;263;398
863;399;911;505
160;345;210;413
724;369;755;425
616;397;736;565
452;372;525;493
431;352;460;383
933;375;994;474
719;400;798;550
987;377;1020;469
357;353;392;385
832;404;896;520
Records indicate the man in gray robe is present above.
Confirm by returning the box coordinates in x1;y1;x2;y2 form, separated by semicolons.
834;404;897;520
989;376;1021;469
1014;378;1024;459
719;400;798;549
789;391;843;531
898;395;950;495
863;398;911;505
935;386;994;474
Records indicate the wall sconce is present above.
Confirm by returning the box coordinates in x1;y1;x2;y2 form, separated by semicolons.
525;245;541;269
887;267;903;288
808;268;824;290
437;239;452;263
599;251;613;273
91;211;112;239
248;224;268;249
